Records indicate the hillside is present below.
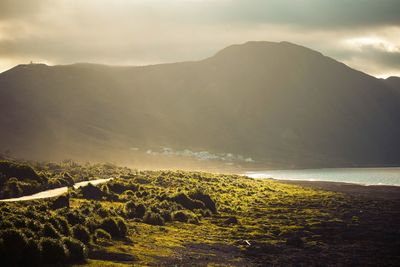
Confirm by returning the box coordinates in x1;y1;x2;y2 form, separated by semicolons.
1;41;400;168
1;160;399;266
383;76;400;96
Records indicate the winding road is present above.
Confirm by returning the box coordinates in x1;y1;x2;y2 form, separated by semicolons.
0;178;112;202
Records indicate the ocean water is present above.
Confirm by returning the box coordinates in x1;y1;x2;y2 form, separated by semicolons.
245;167;400;186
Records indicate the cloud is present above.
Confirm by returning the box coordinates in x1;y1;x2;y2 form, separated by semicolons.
0;0;49;21
0;0;399;77
213;0;400;29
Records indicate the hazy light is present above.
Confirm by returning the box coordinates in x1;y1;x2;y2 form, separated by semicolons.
344;37;399;53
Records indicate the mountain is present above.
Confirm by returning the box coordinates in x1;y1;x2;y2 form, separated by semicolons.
383;76;400;96
1;41;399;169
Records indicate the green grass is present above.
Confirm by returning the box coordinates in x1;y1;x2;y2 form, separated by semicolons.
1;160;399;266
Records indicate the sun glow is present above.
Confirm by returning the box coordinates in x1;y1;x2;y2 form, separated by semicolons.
344;37;399;53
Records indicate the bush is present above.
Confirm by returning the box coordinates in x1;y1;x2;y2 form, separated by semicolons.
94;229;112;241
51;195;70;210
42;222;61;238
21;238;42;266
116;217;128;237
56;216;71;236
99;217;127;238
124;200;136;218
171;193;205;210
0;161;44;183
62;237;87;262
65;210;86;225
136;203;146;218
72;225;91;244
143;211;165;226
79;183;104;200
40;237;69;264
189;190;217;213
172;210;189;222
0;229;28;266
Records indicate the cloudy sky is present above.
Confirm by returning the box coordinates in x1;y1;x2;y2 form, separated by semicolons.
1;0;399;77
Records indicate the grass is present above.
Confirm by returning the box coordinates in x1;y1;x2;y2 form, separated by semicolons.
1;160;399;266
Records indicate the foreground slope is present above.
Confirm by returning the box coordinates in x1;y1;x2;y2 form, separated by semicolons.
0;160;399;266
1;41;400;168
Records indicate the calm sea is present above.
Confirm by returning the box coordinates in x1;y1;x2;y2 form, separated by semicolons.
245;167;400;186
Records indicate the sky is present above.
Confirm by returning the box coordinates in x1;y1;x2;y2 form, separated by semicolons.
0;0;400;78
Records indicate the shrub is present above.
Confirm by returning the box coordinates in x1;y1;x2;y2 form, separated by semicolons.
94;229;112;241
42;222;61;238
21;238;41;266
51;195;70;209
40;237;68;264
124;200;136;218
65;210;85;225
172;210;189;222
72;225;91;244
0;229;28;266
79;183;104;200
189;190;217;213
56;216;71;236
116;217;128;237
171;193;205;210
62;237;87;262
135;203;146;218
0;161;44;183
160;209;172;222
61;172;75;186
26;220;42;232
143;211;165;226
99;217;127;238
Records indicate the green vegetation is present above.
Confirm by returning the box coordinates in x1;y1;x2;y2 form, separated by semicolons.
0;160;399;266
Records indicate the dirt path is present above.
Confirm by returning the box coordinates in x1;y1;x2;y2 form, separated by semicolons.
0;178;112;202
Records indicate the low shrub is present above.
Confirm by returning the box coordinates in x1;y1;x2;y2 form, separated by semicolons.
143;211;165;226
172;210;188;222
62;237;87;262
171;193;205;211
42;222;61;238
22;238;41;266
94;228;112;241
99;217;127;238
79;183;104;200
40;237;69;264
0;229;28;266
72;225;91;244
189;190;217;213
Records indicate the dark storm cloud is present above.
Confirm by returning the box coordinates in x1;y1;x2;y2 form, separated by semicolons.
214;0;400;29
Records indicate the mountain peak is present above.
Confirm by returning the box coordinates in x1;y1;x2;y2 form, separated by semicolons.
213;41;322;58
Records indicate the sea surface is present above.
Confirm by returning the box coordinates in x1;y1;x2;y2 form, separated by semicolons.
245;167;400;186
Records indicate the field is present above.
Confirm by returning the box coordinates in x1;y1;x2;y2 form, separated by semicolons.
1;160;399;266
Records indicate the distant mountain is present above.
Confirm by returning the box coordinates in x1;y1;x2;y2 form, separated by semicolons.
1;41;399;169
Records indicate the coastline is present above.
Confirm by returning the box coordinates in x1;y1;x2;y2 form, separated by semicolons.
273;179;400;200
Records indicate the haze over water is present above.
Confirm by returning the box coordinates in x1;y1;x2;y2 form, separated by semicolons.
246;167;400;186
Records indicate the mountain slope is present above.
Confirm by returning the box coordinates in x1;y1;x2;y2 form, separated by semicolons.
1;41;399;168
384;76;400;96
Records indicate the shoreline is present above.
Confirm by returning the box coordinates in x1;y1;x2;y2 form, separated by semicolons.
272;178;400;200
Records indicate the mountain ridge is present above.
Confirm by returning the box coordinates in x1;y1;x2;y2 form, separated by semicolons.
1;41;399;169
